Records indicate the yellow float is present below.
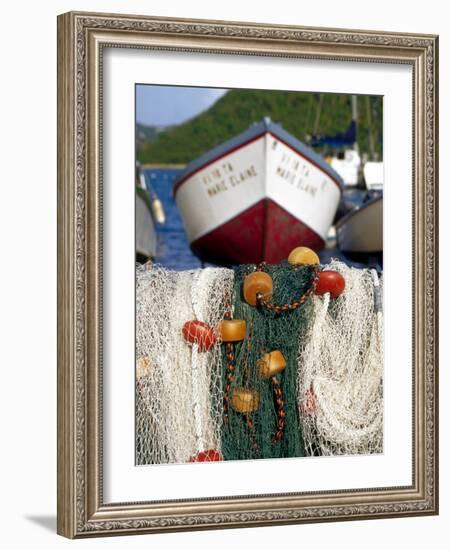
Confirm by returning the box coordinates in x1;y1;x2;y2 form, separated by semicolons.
287;246;320;266
257;350;287;379
231;387;260;413
217;319;247;342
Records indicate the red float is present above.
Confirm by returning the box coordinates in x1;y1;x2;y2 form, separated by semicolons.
314;270;345;299
190;450;223;462
182;320;216;351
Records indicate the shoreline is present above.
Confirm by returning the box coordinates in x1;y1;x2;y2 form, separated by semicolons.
141;162;186;169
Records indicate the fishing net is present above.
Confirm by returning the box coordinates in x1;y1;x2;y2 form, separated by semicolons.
297;260;384;456
219;262;315;461
135;259;383;465
135;262;234;464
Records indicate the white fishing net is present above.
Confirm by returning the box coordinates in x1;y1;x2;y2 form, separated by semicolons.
297;260;383;456
135;262;234;465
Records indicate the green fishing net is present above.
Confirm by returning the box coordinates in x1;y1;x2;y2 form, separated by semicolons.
218;261;316;461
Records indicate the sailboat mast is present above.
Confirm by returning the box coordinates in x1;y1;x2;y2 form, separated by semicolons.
365;95;376;160
313;93;323;136
351;95;359;152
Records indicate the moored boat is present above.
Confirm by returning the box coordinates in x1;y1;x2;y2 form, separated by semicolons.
329;148;361;188
336;193;383;253
363;161;384;192
173;118;344;265
136;162;165;263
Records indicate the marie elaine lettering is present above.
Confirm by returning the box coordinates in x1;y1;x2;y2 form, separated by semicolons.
274;151;325;199
202;162;258;198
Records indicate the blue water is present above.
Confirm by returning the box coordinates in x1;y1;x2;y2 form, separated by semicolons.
143;168;200;270
143;168;382;271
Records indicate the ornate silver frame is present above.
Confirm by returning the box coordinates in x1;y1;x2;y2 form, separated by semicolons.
57;11;439;538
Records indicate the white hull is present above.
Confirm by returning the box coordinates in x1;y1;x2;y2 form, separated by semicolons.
136;194;157;260
336;195;383;253
363;161;384;191
330;149;361;187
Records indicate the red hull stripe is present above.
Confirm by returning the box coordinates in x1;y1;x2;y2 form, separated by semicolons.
173;132;343;196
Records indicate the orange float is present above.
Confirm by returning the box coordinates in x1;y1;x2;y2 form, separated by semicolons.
231;388;260;413
242;271;273;306
258;350;287;379
217;319;247;342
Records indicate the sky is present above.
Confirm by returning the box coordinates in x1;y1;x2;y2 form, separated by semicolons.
136;85;228;127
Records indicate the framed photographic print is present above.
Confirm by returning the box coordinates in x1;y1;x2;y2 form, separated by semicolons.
57;11;439;538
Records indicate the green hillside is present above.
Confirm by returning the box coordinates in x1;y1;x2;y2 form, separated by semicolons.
137;89;382;165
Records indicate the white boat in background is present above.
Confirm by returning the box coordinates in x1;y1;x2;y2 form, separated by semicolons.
335;155;383;254
136;193;156;262
336;193;383;253
173;117;344;265
330;148;361;187
136;163;165;263
310;95;363;189
363;161;384;191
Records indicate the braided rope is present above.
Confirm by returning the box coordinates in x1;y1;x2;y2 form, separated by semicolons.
271;376;286;444
256;265;320;313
